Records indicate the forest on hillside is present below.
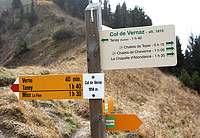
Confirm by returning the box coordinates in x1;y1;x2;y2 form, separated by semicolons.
0;0;200;94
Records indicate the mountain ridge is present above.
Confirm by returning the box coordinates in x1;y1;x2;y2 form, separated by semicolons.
0;0;85;67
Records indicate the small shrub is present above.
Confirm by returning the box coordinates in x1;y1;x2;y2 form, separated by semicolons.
179;69;192;88
14;37;29;58
53;28;73;41
56;17;65;23
191;71;200;94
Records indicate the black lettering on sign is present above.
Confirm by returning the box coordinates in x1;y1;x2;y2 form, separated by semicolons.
65;76;71;82
76;84;81;89
94;81;102;84
22;78;33;83
85;81;89;85
36;93;42;97
22;92;31;97
76;91;81;96
69;91;75;96
69;84;75;89
89;87;94;91
73;76;81;81
22;85;33;91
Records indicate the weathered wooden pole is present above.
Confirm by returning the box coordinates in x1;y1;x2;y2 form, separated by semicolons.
85;3;106;138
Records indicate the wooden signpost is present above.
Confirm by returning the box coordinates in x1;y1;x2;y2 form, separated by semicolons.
85;3;106;138
10;2;178;138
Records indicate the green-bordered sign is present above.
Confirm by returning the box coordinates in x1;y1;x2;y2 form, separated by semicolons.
99;25;177;70
106;116;115;129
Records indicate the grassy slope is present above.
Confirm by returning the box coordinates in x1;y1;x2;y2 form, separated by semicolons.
1;0;85;67
0;1;199;138
50;42;200;138
1;42;199;138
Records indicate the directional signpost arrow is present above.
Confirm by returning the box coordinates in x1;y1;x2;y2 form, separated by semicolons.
106;114;143;131
101;38;109;42
166;47;175;50
99;25;177;70
167;52;175;56
11;73;104;100
166;41;174;45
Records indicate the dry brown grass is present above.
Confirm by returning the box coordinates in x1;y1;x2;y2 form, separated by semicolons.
51;43;200;138
1;2;200;136
0;67;16;86
0;86;85;138
3;41;200;137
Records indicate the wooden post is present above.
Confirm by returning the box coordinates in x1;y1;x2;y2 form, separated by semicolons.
85;3;106;138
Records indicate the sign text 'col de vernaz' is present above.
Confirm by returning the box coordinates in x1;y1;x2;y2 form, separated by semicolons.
100;25;177;70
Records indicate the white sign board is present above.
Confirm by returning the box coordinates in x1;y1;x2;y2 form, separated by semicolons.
83;73;104;99
99;25;177;70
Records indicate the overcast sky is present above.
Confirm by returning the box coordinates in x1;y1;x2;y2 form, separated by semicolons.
93;0;200;51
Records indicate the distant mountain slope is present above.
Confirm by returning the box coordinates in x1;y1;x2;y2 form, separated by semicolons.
0;0;32;16
0;0;85;67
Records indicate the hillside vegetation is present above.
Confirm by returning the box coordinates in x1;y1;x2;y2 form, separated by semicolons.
0;0;199;138
0;42;199;137
0;0;85;67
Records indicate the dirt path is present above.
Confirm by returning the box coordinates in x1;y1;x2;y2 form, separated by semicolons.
72;120;90;138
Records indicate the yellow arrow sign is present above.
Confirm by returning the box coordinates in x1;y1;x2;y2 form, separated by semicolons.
106;114;143;131
19;74;83;100
11;74;104;100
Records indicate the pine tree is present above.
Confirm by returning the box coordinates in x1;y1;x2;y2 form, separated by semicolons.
26;4;29;18
192;36;200;74
102;0;112;26
107;4;112;26
53;0;66;10
14;37;29;57
120;2;127;27
185;33;196;75
12;0;22;9
191;71;200;94
19;4;24;21
28;0;37;26
172;36;185;76
77;0;88;19
103;0;109;24
179;69;192;88
113;4;121;28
